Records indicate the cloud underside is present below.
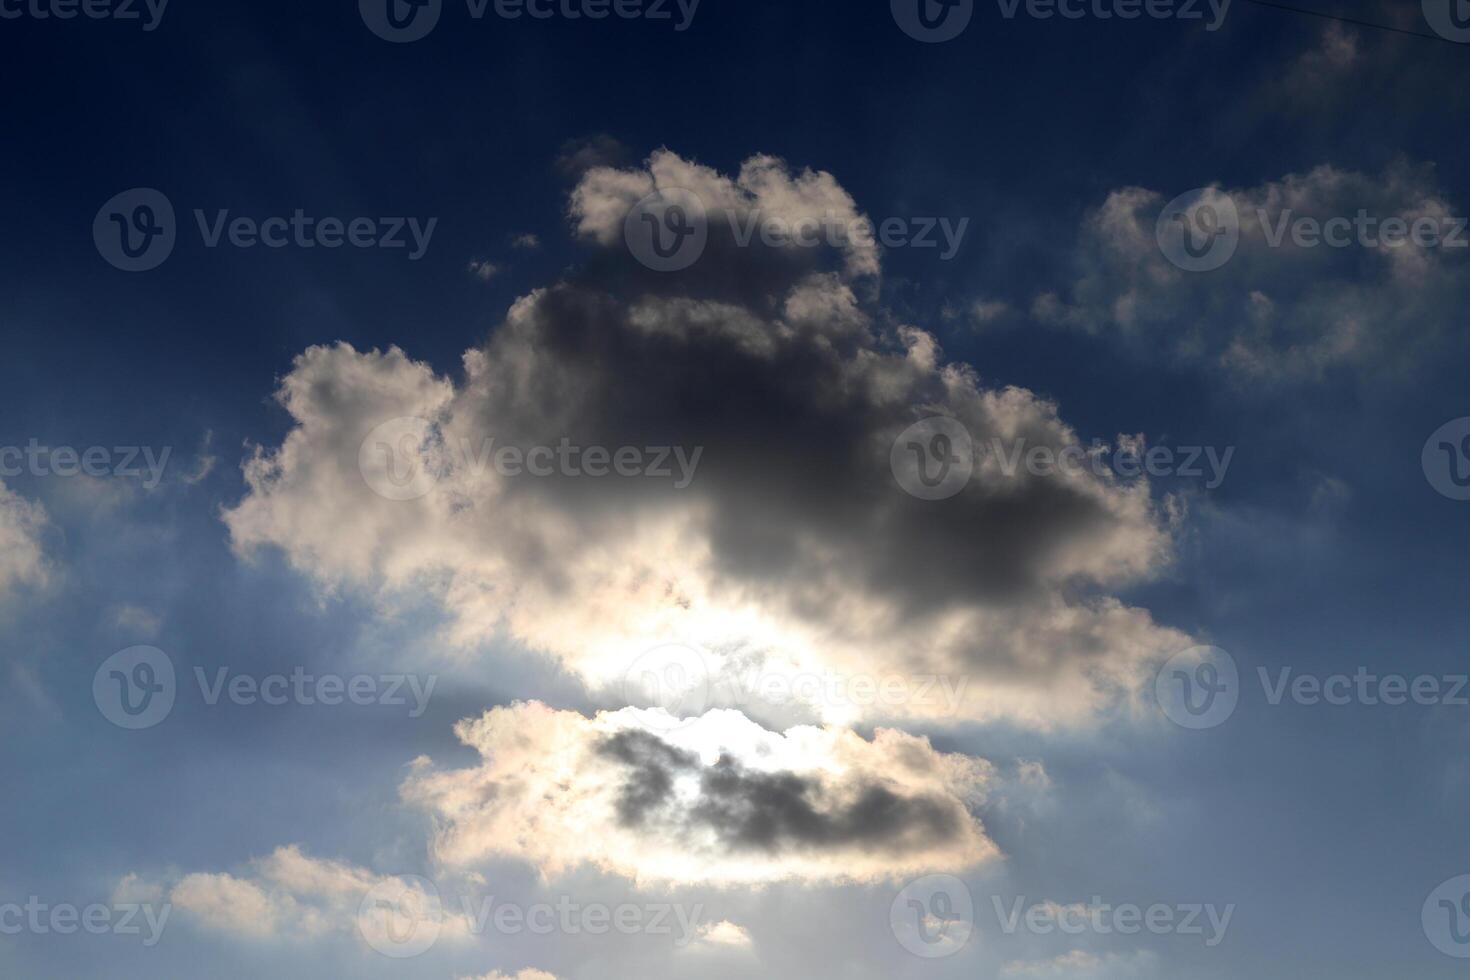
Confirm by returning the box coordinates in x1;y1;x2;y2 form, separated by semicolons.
222;149;1188;730
402;702;997;886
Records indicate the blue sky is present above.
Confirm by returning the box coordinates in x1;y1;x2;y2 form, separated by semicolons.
3;2;1470;978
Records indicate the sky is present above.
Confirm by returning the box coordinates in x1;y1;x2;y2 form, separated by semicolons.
3;1;1470;978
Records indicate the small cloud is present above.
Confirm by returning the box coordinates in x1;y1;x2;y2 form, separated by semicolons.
511;233;541;250
468;260;500;282
944;298;1012;328
184;430;217;486
108;603;162;638
690;920;754;950
556;134;631;177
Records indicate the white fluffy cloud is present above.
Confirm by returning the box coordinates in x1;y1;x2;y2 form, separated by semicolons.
1037;162;1467;382
571;148;879;278
401;701;996;886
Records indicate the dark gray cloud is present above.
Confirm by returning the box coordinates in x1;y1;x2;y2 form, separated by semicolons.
224;150;1187;728
597;728;966;856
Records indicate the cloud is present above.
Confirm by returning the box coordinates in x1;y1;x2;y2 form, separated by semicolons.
470;260;500;281
160;846;469;946
401;702;996;886
222;149;1189;730
689;919;753;949
1037;161;1468;382
1000;950;1160;979
0;480;49;600
460;972;561;980
107;603;162;637
569;148;881;278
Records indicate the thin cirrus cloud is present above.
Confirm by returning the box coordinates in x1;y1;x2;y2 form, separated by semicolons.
221;149;1192;732
1035;160;1468;383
